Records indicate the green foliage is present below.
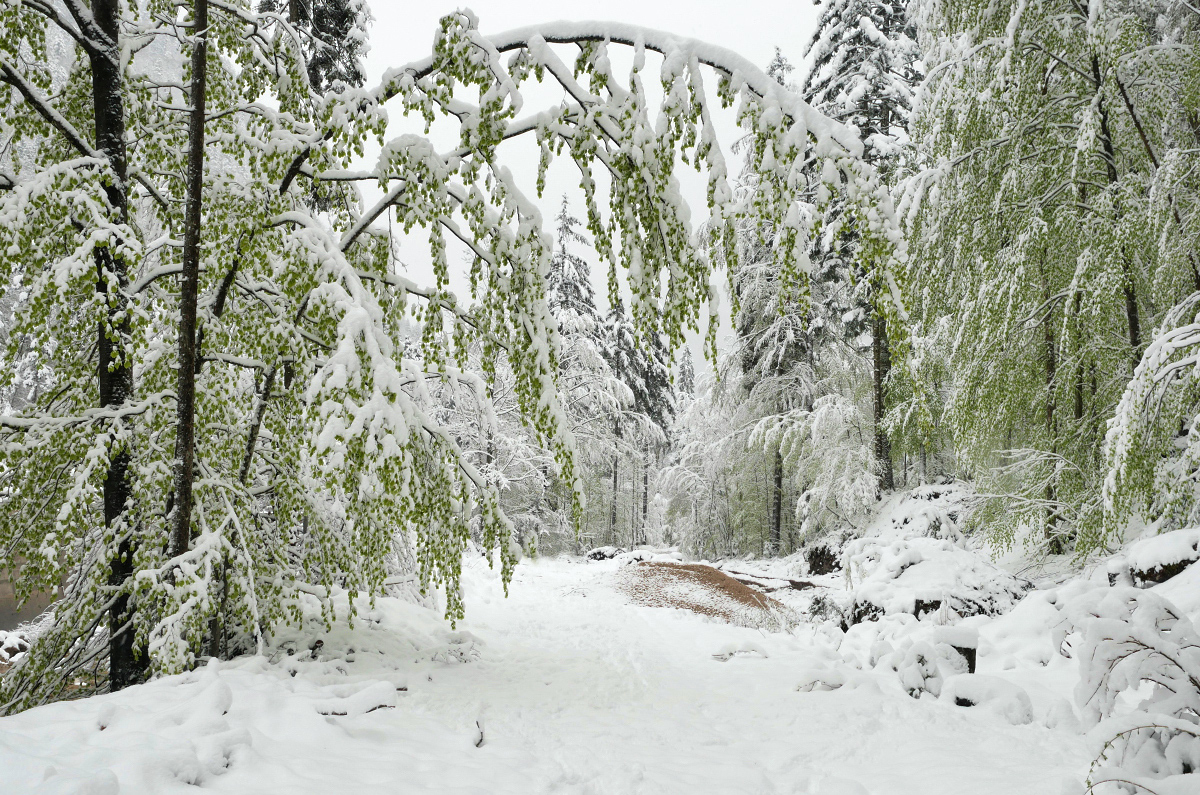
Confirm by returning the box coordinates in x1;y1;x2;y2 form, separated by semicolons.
0;8;898;710
903;0;1200;553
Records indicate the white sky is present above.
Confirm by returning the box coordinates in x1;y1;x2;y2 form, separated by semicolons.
355;1;823;356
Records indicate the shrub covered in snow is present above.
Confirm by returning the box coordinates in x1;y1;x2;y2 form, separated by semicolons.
836;486;1030;628
587;546;626;561
1067;586;1200;793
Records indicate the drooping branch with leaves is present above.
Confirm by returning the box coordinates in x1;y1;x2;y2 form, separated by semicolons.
0;6;901;710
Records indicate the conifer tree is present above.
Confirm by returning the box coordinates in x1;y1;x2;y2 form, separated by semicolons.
802;0;919;491
259;0;369;93
548;196;599;323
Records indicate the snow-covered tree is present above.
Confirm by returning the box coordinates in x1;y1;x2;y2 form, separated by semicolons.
0;9;898;708
254;0;369;93
803;0;920;492
904;0;1200;552
601;300;675;545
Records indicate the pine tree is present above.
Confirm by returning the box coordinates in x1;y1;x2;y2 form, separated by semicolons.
601;300;675;544
543;197;626;550
802;0;920;492
678;348;695;398
259;0;369;93
548;196;599;323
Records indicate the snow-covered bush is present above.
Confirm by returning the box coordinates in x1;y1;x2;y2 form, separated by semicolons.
1069;587;1200;793
838;486;1030;627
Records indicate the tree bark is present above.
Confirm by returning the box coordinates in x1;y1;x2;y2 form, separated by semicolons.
168;0;209;561
641;446;649;544
1093;54;1143;371
872;314;894;491
81;0;141;691
609;454;618;545
1039;254;1062;551
770;447;782;554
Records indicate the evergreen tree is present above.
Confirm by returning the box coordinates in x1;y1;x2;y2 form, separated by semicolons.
259;0;370;93
543;198;626;550
603;301;675;438
802;0;920;492
602;301;676;545
677;348;695;398
547;196;599;323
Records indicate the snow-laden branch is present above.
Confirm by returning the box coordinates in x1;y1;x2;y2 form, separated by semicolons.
376;19;863;156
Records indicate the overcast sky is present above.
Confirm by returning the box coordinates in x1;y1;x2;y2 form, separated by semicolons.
355;2;824;356
362;2;820;84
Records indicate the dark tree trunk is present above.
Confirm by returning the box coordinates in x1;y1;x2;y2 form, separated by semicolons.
169;0;210;560
610;454;618;545
1122;275;1142;371
630;458;637;547
239;366;276;485
1039;254;1062;551
81;0;141;691
872;314;894;491
641;446;649;543
1093;54;1143;372
1073;293;1085;423
770;447;782;554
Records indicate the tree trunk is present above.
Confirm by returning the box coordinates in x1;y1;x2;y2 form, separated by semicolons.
168;0;210;560
641;446;649;544
85;0;140;691
1073;292;1085;423
1093;54;1143;371
872;314;894;491
630;458;637;547
770;447;782;555
609;454;618;545
1039;254;1061;551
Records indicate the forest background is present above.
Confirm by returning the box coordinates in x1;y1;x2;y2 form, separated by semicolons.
1;0;1199;722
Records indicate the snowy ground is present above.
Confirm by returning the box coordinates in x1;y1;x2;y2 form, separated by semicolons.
0;553;1093;795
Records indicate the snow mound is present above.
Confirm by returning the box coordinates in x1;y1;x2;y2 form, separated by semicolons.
586;546;624;561
842;536;1029;627
1152;559;1200;619
940;674;1034;725
839;486;1029;627
1107;528;1200;588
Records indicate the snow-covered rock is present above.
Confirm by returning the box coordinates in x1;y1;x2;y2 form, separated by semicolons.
0;631;29;664
1107;528;1200;588
586;546;625;561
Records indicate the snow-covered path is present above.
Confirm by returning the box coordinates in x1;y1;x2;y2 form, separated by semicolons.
2;558;1087;794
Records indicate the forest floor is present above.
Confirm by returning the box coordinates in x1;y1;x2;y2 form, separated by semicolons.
0;553;1090;795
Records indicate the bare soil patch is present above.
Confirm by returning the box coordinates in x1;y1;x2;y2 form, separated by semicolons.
614;561;795;630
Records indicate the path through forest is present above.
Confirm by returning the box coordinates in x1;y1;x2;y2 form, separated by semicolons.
1;557;1087;794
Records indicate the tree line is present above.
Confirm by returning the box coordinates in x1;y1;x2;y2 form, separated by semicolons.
657;0;1200;567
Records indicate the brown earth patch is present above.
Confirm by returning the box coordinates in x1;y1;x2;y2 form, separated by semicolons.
615;561;794;629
